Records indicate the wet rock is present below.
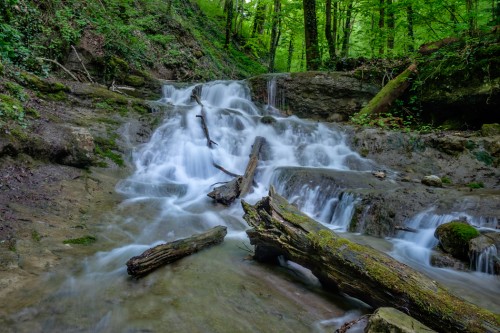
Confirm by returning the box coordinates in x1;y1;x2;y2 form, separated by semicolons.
26;124;95;168
260;116;277;125
430;250;468;271
434;221;480;261
365;307;436;333
429;134;466;155
247;72;379;121
469;232;500;274
421;175;442;187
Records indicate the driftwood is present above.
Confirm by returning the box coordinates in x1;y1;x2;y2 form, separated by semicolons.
395;225;418;233
126;225;227;278
208;136;266;205
70;45;94;83
37;57;80;82
241;188;500;333
358;63;417;116
192;92;217;148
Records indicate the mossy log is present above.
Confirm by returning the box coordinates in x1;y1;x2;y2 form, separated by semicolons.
208;136;266;205
241;188;500;333
358;64;417;116
126;225;227;278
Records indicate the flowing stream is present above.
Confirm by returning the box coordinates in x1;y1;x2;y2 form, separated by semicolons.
7;80;499;332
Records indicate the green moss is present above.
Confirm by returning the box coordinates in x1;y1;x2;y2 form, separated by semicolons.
435;221;480;260
473;151;493;165
125;75;145;87
31;230;42;242
4;82;27;101
25;107;40;118
0;93;26;127
467;182;484;189
95;145;124;167
441;176;452;184
38;91;67;101
63;235;97;245
18;72;69;93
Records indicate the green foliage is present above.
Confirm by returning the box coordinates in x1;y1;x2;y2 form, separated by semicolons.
467;182;484;189
441;176;452;184
473;151;493;166
0;93;26;128
94;135;124;167
63;235;97;245
31;230;42;242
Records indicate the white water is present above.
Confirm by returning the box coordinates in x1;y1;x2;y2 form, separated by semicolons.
6;80;499;332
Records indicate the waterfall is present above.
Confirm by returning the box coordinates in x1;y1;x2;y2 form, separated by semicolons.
266;75;286;114
391;208;499;274
472;245;498;274
9;80;499;332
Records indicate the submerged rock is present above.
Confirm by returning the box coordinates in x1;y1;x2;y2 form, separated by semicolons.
434;221;480;261
421;175;443;187
365;307;436;333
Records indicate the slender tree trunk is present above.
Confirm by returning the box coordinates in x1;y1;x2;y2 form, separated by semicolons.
303;0;321;70
341;1;353;58
287;37;294;72
224;0;234;49
325;0;336;62
387;0;395;55
465;0;478;35
333;1;338;55
269;0;281;72
406;5;415;53
378;0;385;56
252;0;267;37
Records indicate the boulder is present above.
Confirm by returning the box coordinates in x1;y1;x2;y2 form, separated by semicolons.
421;175;442;187
26;124;95;168
469;232;500;274
365;307;436;333
247;72;379;121
434;221;480;261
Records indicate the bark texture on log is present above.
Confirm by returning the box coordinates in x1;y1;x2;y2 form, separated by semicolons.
241;188;500;333
126;225;227;278
208;136;266;205
358;63;417;116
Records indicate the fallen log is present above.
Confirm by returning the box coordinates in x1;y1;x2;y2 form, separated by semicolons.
357;63;417;117
208;136;266;205
126;225;227;278
241;188;500;333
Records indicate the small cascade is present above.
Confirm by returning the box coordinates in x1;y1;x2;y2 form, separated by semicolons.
472;245;498;274
392;208;499;274
266;75;286;114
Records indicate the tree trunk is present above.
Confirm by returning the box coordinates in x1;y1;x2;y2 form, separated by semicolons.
224;0;234;49
386;0;395;55
303;0;321;70
358;63;417;116
242;189;500;333
341;1;353;58
406;5;415;53
378;0;385;55
325;0;336;62
252;0;267;37
269;0;281;73
287;36;294;72
126;226;228;278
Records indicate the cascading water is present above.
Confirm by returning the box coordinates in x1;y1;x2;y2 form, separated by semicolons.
6;80;499;332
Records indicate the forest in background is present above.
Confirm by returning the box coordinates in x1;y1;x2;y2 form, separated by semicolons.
201;0;499;72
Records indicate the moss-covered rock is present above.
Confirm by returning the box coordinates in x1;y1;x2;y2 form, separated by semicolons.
434;221;480;261
481;123;500;136
124;75;145;87
17;72;69;93
365;307;436;333
63;235;97;245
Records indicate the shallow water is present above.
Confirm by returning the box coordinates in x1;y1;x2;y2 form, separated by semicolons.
4;80;499;332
